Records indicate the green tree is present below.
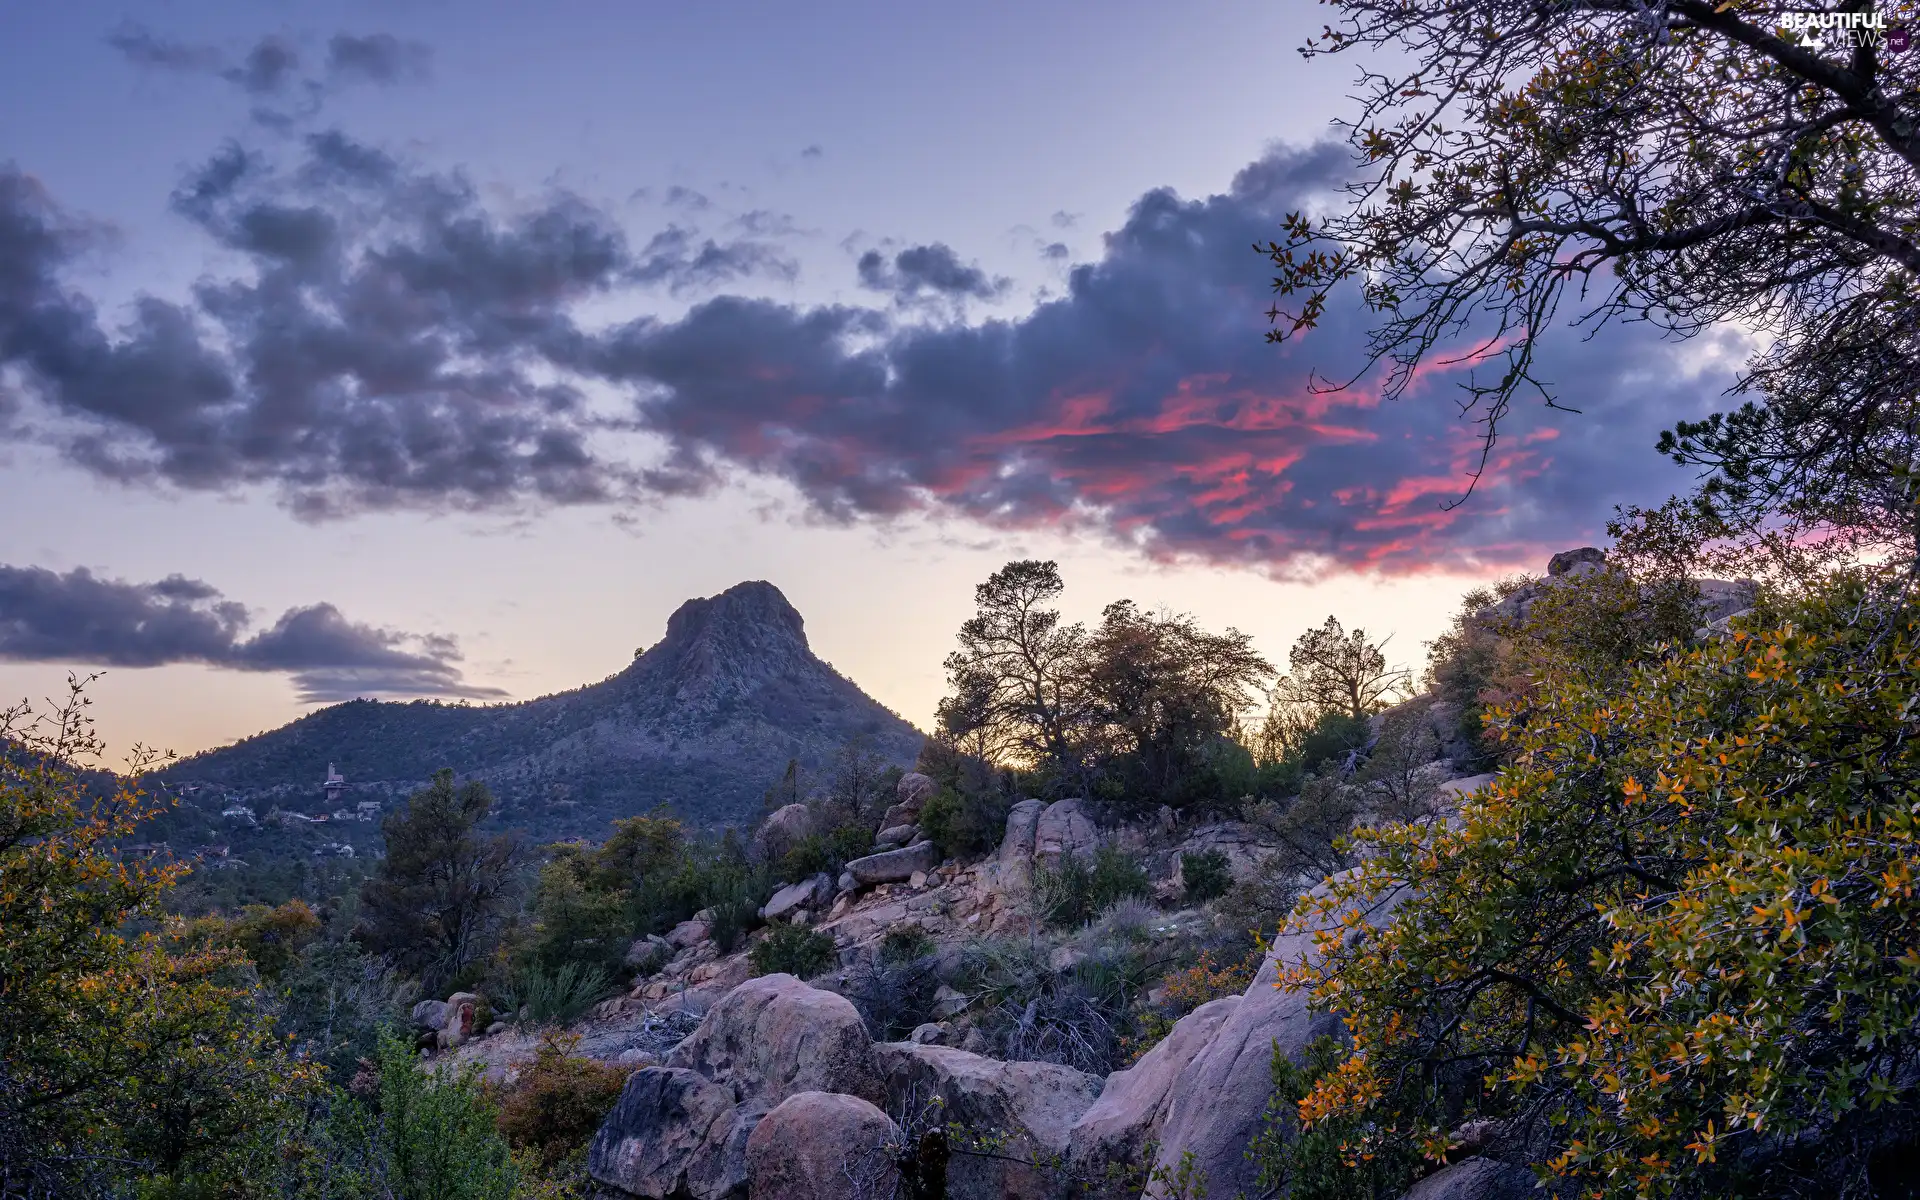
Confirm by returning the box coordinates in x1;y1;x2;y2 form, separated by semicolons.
1260;617;1407;768
356;769;521;995
1281;569;1920;1199
936;560;1094;775
1262;0;1920;553
0;679;314;1199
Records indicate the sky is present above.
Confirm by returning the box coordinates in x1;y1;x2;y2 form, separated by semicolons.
0;0;1743;761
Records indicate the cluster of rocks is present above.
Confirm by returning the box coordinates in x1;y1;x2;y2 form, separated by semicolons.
408;991;506;1051
586;833;1527;1200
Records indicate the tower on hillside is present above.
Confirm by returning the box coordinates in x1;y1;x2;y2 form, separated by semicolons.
323;763;345;804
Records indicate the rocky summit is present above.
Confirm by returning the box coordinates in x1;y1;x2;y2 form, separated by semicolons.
159;581;925;834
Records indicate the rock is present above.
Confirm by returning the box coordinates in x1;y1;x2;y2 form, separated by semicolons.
587;1066;744;1200
1400;1157;1536;1200
875;822;919;849
960;1027;989;1055
1147;875;1411;1198
845;841;938;886
1066;995;1240;1173
1439;774;1497;804
438;992;480;1050
873;1042;1102;1200
837;871;857;894
1048;946;1088;973
998;794;1044;871
668;919;711;950
617;1047;662;1068
908;1022;949;1045
750;802;817;865
626;934;674;971
409;999;449;1032
668;974;881;1109
1547;546;1605;577
880;771;937;830
746;1091;900;1199
762;873;831;922
1033;799;1098;868
909;870;928;889
931;984;971;1020
486;1021;508;1037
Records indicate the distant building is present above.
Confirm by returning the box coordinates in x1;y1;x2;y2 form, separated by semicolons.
313;842;355;859
323;763;346;804
221;804;256;826
355;800;382;821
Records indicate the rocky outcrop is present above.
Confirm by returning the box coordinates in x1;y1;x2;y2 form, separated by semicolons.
874;1041;1103;1200
998;798;1048;888
668;974;881;1108
761;873;830;922
882;771;937;829
750;803;816;866
845;840;938;886
1400;1157;1535;1200
1067;995;1241;1174
745;1091;900;1200
1146;876;1411;1199
1034;799;1099;868
875;822;919;848
589;1067;745;1199
437;992;480;1050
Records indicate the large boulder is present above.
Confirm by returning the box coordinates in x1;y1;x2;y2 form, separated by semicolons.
1146;876;1410;1198
874;1041;1102;1200
588;1067;745;1199
761;874;830;922
1066;996;1241;1174
668;974;881;1109
882;771;937;830
409;999;448;1033
1033;799;1098;868
844;840;938;886
1400;1158;1535;1200
750;802;816;865
745;1091;900;1200
997;798;1048;888
437;992;480;1050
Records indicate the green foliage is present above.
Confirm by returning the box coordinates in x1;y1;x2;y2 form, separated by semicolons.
880;924;935;965
357;770;522;995
274;935;414;1078
747;923;838;980
1180;849;1233;904
499;962;614;1028
375;1028;518;1200
226;898;323;982
1250;1036;1419;1200
777;822;873;881
1033;847;1154;929
490;1033;627;1169
0;680;317;1199
1282;570;1920;1198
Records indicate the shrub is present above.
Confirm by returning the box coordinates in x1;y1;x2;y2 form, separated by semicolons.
777;823;873;882
1284;572;1920;1199
1180;849;1233;904
1033;848;1153;928
499;962;613;1028
957;936;1152;1075
1249;1036;1420;1200
1124;945;1260;1063
491;1033;627;1168
375;1028;518;1200
843;950;940;1041
879;924;935;965
747;924;838;980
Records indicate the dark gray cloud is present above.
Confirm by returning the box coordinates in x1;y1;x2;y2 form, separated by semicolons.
3;131;1729;574
106;24;431;124
580;142;1729;575
856;243;1009;302
0;131;797;518
325;33;431;85
1042;241;1070;261
0;565;503;702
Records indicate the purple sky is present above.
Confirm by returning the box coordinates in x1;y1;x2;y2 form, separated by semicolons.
0;0;1738;757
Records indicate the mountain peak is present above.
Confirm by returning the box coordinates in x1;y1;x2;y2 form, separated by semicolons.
660;580;807;653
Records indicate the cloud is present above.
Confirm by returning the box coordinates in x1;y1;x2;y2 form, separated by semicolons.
856;243;1010;303
325;33;431;85
106;23;431;123
2;131;1729;574
581;142;1731;576
0;565;503;702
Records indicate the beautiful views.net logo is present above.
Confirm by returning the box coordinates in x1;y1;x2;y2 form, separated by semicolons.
1781;10;1906;51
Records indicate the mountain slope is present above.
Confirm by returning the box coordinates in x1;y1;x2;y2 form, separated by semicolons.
161;581;926;835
